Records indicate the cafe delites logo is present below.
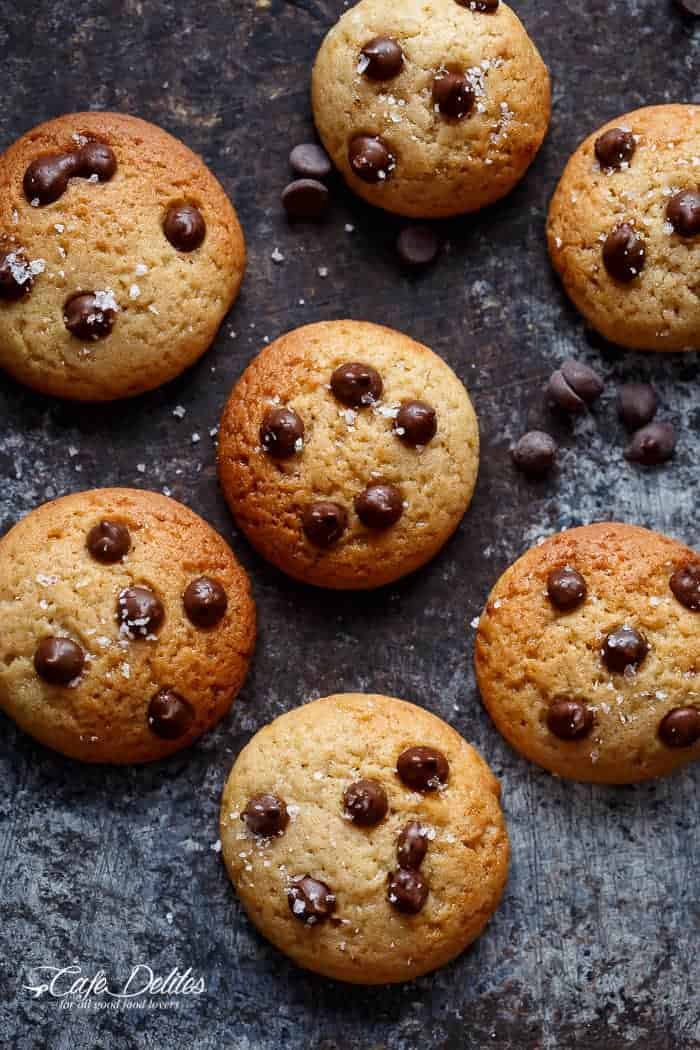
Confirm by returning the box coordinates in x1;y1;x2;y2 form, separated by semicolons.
22;963;205;1010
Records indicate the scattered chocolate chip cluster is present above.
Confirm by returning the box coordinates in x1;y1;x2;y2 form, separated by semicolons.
282;143;333;221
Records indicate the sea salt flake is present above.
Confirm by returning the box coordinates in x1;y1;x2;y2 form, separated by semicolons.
173;405;186;419
271;247;285;263
129;283;141;299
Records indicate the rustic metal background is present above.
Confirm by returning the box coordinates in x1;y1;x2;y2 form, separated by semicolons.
0;1;698;1047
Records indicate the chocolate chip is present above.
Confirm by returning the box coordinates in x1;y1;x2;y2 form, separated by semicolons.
396;746;449;791
666;190;700;238
397;821;429;869
387;868;428;914
343;779;388;826
117;586;165;637
547;566;587;611
601;626;649;673
511;431;557;478
594;128;636;170
348;135;395;183
432;72;475;119
546;699;594;740
547;370;585;413
560;359;604;404
288;875;336;924
625;421;676;466
396;226;440;267
86;520;131;563
34;637;85;685
658;707;700;748
355;483;403;528
260;407;304;458
282;179;329;220
64;291;116;340
330;362;383;407
289;143;332;180
674;0;700;15
359;36;404;80
77;141;117;181
456;0;499;9
618;383;658;430
163;203;206;251
603;223;646;282
147;688;194;739
302;501;348;547
394;400;437;447
242;793;289;837
0;252;35;300
183;576;227;627
669;562;700;611
23;153;78;205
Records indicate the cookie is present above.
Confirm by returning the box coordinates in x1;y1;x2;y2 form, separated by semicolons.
220;693;509;984
217;320;479;590
475;523;700;784
311;0;550;218
0;488;255;763
547;104;700;352
0;111;246;399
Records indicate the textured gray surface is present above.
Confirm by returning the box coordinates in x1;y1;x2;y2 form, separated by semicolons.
0;1;698;1047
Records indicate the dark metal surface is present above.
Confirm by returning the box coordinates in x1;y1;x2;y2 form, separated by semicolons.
0;1;698;1047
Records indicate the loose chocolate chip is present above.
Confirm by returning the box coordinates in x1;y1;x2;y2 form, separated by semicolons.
625;421;676;466
396;226;440;267
669;562;700;611
387;868;428;914
288;875;336;924
511;431;557;478
76;141;117;181
394;400;437;446
147;688;194;739
282;179;330;220
547;370;585;413
163;203;206;251
242;793;289;837
86;519;131;563
432;72;475;119
348;135;395;183
602;626;649;673
302;501;348;547
0;252;35;300
23;153;78;205
289;143;332;180
359;36;404;80
547;566;587;611
603;223;646;282
355;483;403;529
260;406;304;459
674;0;700;15
34;636;85;685
183;576;228;628
117;586;165;637
560;359;604;404
546;699;594;740
594;128;636;170
64;291;116;340
666;190;700;238
618;383;658;430
343;779;388;826
396;746;449;791
330;362;383;407
658;707;700;748
397;821;429;869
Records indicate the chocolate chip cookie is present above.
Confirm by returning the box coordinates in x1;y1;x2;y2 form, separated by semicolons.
0;488;255;762
475;523;700;783
217;320;480;589
0;111;246;399
220;693;509;983
311;0;550;218
547;104;700;351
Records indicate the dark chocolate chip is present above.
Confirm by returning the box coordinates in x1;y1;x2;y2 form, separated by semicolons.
397;821;429;869
396;746;449;791
603;223;646;282
302;501;348;547
23;153;78;205
163;203;206;251
658;707;700;748
618;383;658;430
625;421;676;466
547;370;585;413
396;226;440;267
669;562;700;611
86;520;130;563
387;868;428;914
666;190;700;238
601;626;649;673
355;483;403;529
511;431;557;478
343;779;388;826
359;36;404;80
432;72;475;119
288;875;336;924
394;400;437;446
117;586;165;637
594;128;636;170
348;135;395;183
455;0;499;9
64;291;116;340
242;793;289;837
260;407;305;458
282;179;329;220
289;143;332;180
77;141;117;181
674;0;700;15
34;636;85;685
0;252;36;300
330;362;383;407
547;566;587;611
183;576;227;628
560;359;604;404
546;699;594;740
147;688;194;739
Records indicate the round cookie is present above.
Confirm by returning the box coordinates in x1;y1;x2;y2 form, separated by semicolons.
220;693;509;984
0;488;256;763
311;0;550;218
547;104;700;352
475;523;700;784
0;112;246;399
217;320;479;590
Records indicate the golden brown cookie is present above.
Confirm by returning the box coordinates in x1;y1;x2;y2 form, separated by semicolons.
217;320;480;590
311;0;550;218
547;104;700;352
475;523;700;784
0;488;256;763
0;111;246;399
220;693;509;984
